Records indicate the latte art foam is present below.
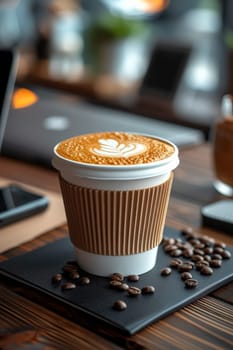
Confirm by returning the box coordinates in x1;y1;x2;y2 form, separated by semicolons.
56;132;175;165
91;138;146;158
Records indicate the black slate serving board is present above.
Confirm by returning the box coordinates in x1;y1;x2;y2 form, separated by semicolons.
0;227;232;335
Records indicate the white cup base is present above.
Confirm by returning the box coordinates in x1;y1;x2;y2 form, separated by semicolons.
74;246;158;277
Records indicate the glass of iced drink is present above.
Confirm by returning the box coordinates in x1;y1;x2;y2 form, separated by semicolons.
213;95;233;196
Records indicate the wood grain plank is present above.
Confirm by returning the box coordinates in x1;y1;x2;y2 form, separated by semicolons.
0;286;123;350
130;297;233;350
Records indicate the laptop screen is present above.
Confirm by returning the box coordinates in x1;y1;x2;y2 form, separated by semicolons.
0;48;17;150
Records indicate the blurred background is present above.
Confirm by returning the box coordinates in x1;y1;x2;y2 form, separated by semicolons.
1;0;233;139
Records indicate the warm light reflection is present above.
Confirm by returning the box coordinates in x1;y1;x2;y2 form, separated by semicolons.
12;88;38;109
137;0;169;13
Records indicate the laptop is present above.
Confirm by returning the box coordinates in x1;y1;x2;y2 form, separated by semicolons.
0;49;203;167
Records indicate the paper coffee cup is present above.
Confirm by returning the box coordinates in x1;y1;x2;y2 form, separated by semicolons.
53;132;179;276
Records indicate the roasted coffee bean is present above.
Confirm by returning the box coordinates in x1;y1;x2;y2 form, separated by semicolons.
163;237;176;245
200;266;213;275
181;227;195;237
194;243;205;249
61;282;76;290
182;248;194;258
194;248;205;256
142;285;155;294
68;271;80;280
189;238;201;246
110;273;124;282
109;280;122;288
204;255;212;262
215;241;226;249
52;273;63;284
178;263;193;272
184;278;198;288
113;300;127;311
170;249;183;257
110;280;129;291
164;244;178;253
204;247;213;254
200;235;215;246
191;254;204;262
128;286;141;296
195;260;209;271
212;254;222;260
79;276;90;285
160;267;172;276
221;250;231;259
117;283;129;291
209;259;222;268
214;247;224;254
127;274;139;282
181;272;192;281
170;258;183;268
63;264;78;273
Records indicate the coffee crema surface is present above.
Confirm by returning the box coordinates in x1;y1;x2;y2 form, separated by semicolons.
56;132;175;165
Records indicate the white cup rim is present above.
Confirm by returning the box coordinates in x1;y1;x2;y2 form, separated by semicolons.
52;134;179;181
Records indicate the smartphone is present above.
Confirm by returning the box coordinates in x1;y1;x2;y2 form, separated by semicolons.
0;184;49;227
201;200;233;234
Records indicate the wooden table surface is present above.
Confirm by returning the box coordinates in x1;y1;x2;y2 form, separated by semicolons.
0;143;233;350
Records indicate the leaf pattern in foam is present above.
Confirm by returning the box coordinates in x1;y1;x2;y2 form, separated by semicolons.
92;139;146;157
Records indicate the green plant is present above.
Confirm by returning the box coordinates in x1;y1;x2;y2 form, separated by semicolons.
225;30;233;50
88;14;147;41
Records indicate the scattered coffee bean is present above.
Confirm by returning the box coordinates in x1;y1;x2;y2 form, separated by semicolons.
221;250;231;259
113;300;127;311
68;271;80;280
160;267;172;276
182;248;193;258
79;276;90;285
212;254;222;260
204;247;213;254
204;255;212;262
181;272;192;281
195;260;209;271
117;283;129;291
110;273;124;282
109;280;122;289
170;249;183;257
191;254;204;262
184;278;198;288
51;273;63;284
189;238;201;246
61;282;76;291
194;248;205;256
127;274;139;282
209;259;222;268
128;286;141;296
142;285;156;294
180;227;195;238
200;266;213;275
164;244;178;253
215;241;226;249
170;258;183;268
110;281;129;291
62;265;78;275
214;247;224;255
178;263;193;272
163;237;176;245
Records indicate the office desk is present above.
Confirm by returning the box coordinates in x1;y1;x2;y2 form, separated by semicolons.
0;144;233;350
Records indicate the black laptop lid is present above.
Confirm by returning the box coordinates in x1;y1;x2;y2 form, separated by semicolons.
0;48;17;150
